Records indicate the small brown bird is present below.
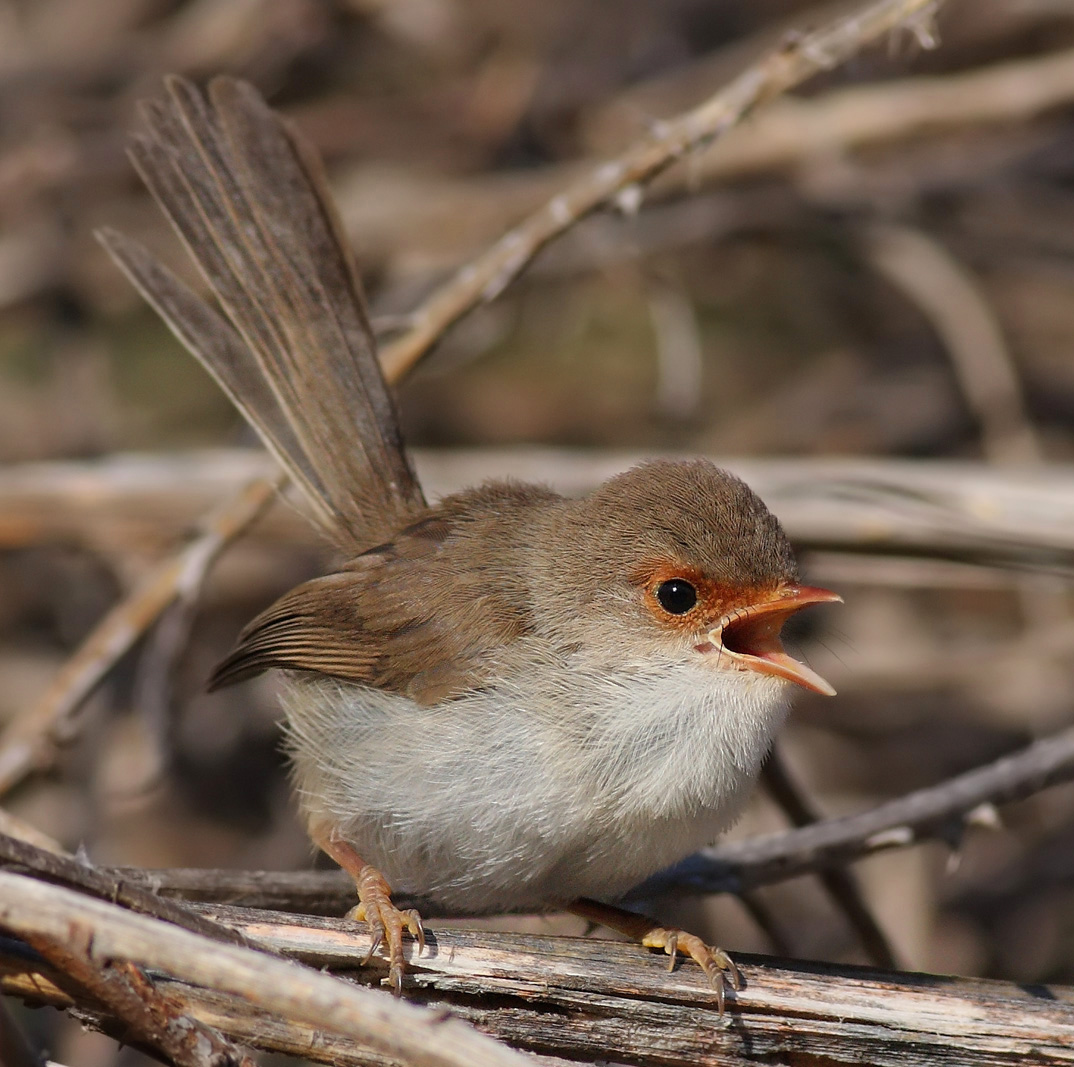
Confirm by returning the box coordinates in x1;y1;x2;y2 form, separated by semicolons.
100;76;840;1004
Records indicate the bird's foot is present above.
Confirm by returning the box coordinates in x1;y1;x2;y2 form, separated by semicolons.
568;897;740;1015
641;926;741;1015
312;827;424;994
346;866;425;994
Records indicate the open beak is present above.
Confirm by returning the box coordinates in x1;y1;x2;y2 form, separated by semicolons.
701;585;842;696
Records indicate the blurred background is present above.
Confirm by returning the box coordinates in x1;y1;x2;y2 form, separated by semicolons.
2;0;1074;1062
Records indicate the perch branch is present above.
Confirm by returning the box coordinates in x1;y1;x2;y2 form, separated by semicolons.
2;884;1072;1066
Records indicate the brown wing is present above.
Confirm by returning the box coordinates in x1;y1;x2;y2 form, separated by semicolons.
100;76;425;549
209;488;553;704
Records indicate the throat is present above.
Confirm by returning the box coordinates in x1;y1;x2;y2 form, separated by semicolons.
573;661;791;821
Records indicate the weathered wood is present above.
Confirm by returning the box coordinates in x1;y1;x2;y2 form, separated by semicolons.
0;872;531;1067
3;898;1072;1066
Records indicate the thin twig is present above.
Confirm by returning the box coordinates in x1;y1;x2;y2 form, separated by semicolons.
378;0;945;381
863;222;1042;464
0;831;269;953
647;722;1074;897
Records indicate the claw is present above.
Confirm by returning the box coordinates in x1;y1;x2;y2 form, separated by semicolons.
642;926;740;1016
344;868;425;993
313;831;425;994
405;909;426;954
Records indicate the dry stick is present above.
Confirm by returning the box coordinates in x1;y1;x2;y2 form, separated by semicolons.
0;475;281;798
352;38;1074;279
863;224;1073;716
6;450;1074;567
759;747;899;969
378;0;945;382
11;12;1074;320
0;873;532;1067
6;903;1074;1067
112;721;1074;914
24;926;257;1067
0;831;267;952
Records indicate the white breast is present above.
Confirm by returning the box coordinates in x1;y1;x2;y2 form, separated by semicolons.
282;655;790;913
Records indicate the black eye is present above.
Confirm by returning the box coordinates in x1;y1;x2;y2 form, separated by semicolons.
656;579;697;615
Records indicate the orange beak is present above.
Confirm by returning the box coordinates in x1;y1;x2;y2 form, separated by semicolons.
702;585;842;696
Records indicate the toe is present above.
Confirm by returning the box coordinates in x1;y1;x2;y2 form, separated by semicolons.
642;927;739;1014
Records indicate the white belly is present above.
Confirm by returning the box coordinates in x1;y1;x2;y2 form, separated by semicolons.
281;658;790;913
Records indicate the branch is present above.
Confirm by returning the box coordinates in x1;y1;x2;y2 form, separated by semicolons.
0;873;533;1067
647;722;1074;897
863;222;1041;465
0;831;267;953
4;450;1073;570
3;885;1072;1066
760;746;898;969
377;0;945;381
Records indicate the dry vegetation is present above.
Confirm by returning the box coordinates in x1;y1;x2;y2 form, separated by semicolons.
1;0;1074;1064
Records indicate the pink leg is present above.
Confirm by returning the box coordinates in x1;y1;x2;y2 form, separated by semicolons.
312;826;424;994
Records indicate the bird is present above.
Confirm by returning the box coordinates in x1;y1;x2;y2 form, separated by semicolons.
99;75;841;1006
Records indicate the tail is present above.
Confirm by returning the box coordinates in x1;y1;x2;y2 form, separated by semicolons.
98;76;426;550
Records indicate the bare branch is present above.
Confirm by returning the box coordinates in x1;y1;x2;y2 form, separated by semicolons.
4;450;1074;571
0;832;267;953
649;723;1074;897
4;889;1073;1066
0;873;535;1067
761;746;898;969
378;0;946;382
863;222;1041;465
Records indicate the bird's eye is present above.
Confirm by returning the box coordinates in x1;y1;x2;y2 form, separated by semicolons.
656;579;697;615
